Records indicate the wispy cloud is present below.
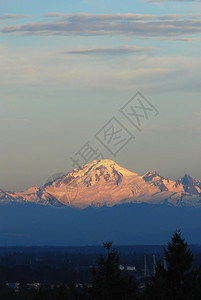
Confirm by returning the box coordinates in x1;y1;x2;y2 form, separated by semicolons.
0;14;31;20
60;45;158;55
1;46;201;92
1;13;201;39
43;12;201;20
44;13;66;18
138;36;196;42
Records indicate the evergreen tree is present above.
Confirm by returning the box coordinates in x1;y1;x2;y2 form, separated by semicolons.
147;230;198;300
57;285;69;300
89;241;138;300
32;287;48;300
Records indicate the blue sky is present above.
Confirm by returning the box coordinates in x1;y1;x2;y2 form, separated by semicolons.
0;0;201;191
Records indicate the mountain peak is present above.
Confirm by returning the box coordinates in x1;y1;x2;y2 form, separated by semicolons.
81;159;127;170
175;174;201;195
180;174;195;186
87;159;116;166
72;159;136;178
182;174;193;180
1;159;201;209
142;170;162;182
68;159;136;188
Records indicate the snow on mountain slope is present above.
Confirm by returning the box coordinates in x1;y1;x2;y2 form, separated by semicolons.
1;159;201;208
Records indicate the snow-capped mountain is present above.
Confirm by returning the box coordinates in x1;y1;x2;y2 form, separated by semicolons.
1;159;201;208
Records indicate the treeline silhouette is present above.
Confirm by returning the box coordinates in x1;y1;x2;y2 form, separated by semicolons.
1;231;201;299
0;248;163;284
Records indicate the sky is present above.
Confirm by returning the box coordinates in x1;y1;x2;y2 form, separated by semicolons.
0;0;201;191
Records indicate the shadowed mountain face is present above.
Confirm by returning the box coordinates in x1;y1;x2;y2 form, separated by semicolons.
176;174;201;195
1;159;201;208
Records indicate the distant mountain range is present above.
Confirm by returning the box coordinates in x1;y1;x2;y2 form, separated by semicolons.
1;159;201;208
1;160;201;245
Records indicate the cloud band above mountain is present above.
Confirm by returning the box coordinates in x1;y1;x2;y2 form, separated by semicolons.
60;45;157;55
0;14;31;20
1;13;201;39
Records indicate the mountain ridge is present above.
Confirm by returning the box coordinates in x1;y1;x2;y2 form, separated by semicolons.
1;159;201;208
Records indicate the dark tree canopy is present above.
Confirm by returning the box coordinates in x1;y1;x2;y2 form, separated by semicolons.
89;241;138;300
147;230;201;300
